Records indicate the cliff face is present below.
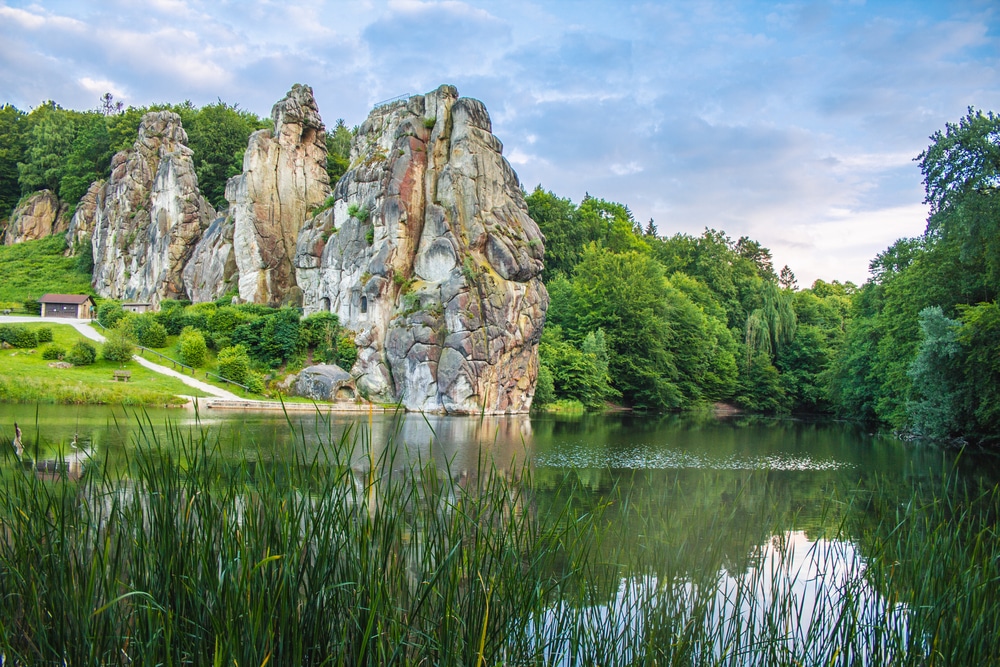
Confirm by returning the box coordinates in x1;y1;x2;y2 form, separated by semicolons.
295;85;548;414
64;181;103;253
90;111;215;304
182;214;238;302
3;190;69;245
231;84;331;306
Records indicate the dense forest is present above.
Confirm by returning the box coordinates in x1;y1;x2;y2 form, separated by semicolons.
1;96;997;446
0;94;353;219
528;108;1000;446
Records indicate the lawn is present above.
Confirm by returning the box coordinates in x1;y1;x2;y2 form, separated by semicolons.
0;322;206;405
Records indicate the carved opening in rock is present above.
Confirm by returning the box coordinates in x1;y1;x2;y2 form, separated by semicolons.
360;296;368;314
336;387;354;400
301;128;316;144
321;297;331;312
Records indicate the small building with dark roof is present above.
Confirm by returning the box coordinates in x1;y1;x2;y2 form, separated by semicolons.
123;302;154;314
39;294;96;319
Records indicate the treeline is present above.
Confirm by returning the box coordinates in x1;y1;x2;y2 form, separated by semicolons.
528;190;853;414
531;108;1000;446
0;94;354;222
829;109;1000;445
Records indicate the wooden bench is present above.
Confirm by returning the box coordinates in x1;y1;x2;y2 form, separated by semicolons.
113;370;132;382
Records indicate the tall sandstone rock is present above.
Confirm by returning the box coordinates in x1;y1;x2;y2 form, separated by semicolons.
65;181;104;253
90;111;215;304
3;190;69;245
231;84;331;306
295;85;548;414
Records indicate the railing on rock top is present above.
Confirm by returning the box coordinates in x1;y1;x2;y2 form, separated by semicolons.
373;93;413;108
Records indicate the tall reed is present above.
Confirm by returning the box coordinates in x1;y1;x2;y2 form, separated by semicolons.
0;414;997;665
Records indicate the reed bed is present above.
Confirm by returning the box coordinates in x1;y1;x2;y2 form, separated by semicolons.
0;414;997;666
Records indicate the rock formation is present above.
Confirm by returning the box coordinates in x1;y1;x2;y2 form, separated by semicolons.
182;214;238;302
90;111;215;304
231;84;331;306
3;190;69;245
295;85;548;414
64;181;104;253
292;364;356;401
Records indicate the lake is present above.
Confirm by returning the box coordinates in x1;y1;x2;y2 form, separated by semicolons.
2;403;998;664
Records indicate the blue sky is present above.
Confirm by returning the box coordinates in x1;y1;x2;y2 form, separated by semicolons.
2;0;998;285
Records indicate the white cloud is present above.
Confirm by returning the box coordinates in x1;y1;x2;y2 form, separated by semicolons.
0;5;85;30
78;76;127;100
610;161;643;176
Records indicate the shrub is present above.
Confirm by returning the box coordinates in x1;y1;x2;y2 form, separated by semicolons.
41;344;66;360
337;335;358;370
208;306;243;334
139;321;168;348
102;331;134;363
179;327;208;367
22;298;41;315
347;203;369;222
66;341;96;366
230;308;301;368
246;372;265;394
36;327;53;343
0;324;38;348
118;313;167;348
301;311;339;348
217;344;252;385
97;302;125;329
533;364;555;408
155;307;186;335
212;334;232;351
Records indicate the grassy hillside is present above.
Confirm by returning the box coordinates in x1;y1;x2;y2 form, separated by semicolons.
0;322;202;405
0;235;93;306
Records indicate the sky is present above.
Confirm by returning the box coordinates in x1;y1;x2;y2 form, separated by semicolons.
2;0;998;286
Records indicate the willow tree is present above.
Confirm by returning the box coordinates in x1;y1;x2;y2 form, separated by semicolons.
744;282;797;364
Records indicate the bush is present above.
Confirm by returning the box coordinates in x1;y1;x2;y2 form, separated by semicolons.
22;298;41;315
118;312;168;348
139;321;168;348
102;331;134;363
36;327;53;343
533;364;555;408
217;344;252;385
208;306;243;334
41;344;66;360
337;335;358;369
230;307;301;368
302;311;339;348
246;372;265;394
155;301;188;335
0;324;38;348
179;327;208;367
66;341;96;365
97;302;125;329
212;334;231;352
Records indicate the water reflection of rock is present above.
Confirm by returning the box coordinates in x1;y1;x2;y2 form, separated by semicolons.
341;413;534;481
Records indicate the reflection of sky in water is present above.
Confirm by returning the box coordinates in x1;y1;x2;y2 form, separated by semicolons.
535;532;909;665
537;445;852;471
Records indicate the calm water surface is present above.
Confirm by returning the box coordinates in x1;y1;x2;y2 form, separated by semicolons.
2;402;997;647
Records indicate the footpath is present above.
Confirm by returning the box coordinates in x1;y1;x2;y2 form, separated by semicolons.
1;315;378;412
